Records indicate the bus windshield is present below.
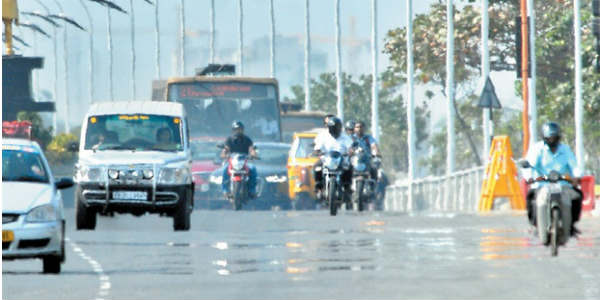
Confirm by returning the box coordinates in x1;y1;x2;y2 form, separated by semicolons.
167;82;281;142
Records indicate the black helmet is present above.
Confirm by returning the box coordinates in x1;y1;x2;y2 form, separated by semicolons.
541;122;560;148
345;120;356;131
232;120;244;130
327;117;342;138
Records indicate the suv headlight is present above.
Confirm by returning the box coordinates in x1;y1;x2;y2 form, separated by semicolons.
158;167;190;184
25;204;57;223
76;165;105;182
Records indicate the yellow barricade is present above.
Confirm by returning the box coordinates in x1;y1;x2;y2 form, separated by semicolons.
478;136;525;211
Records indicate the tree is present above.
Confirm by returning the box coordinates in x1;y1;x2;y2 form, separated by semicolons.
383;0;600;174
284;72;429;175
16;111;53;149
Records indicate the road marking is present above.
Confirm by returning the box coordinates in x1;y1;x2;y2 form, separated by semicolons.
66;238;111;300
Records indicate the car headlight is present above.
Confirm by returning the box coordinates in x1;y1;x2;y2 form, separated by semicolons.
158;167;190;184
265;175;287;183
209;175;223;185
76;165;105;182
25;204;57;223
143;169;154;179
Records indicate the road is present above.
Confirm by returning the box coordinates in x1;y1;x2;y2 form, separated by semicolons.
3;208;600;299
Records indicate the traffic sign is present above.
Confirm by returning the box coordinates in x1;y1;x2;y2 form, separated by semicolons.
478;76;502;109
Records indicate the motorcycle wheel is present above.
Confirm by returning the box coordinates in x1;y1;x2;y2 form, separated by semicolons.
355;180;365;212
232;181;244;211
551;207;560;257
328;180;338;216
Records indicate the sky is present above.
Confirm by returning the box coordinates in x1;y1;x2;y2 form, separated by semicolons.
11;0;523;136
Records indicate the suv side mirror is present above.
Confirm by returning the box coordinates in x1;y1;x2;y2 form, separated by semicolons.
68;141;79;152
55;177;75;190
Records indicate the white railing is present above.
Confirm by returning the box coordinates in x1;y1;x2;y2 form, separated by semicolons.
385;166;485;212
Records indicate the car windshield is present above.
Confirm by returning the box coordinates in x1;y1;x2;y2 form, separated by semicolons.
256;145;290;165
83;114;184;152
191;140;220;161
294;137;315;158
2;148;49;183
168;82;281;142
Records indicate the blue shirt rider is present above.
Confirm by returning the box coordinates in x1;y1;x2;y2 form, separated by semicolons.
524;122;583;235
220;121;258;198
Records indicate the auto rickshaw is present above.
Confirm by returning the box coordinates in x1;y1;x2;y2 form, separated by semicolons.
287;129;325;209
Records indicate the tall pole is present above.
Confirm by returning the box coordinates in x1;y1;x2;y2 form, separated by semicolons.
371;0;380;140
130;0;136;99
269;0;276;77
304;0;311;111
335;0;344;121
574;0;584;165
179;0;186;76
155;0;161;78
80;0;94;104
446;0;455;174
527;0;537;147
52;0;70;133
34;0;58;134
107;7;114;101
210;0;215;64
238;0;244;75
406;0;415;209
481;0;490;162
520;0;530;156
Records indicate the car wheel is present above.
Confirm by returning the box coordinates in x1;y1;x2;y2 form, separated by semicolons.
173;187;191;231
75;187;96;230
43;255;61;274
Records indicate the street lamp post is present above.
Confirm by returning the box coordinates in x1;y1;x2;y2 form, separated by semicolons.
50;0;71;133
80;0;94;104
335;0;343;121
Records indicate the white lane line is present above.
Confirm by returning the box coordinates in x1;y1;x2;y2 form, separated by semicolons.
66;238;112;300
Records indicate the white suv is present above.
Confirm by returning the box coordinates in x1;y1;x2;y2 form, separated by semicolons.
2;138;74;273
73;101;193;231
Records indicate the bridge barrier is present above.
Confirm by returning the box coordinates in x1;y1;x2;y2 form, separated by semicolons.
385;166;485;212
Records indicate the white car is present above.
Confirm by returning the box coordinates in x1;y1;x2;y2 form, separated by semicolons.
2;138;74;273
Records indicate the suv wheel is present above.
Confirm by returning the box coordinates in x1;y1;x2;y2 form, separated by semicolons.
76;187;96;230
173;187;191;231
43;255;61;274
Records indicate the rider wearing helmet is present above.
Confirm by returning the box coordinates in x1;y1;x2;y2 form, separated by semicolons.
313;117;354;197
345;120;356;140
354;120;381;181
524;122;583;235
220;121;258;198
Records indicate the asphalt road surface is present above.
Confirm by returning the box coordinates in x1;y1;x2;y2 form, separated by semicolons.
3;209;600;299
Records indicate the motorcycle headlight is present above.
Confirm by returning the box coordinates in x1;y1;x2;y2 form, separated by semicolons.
76;165;105;182
351;156;360;167
548;171;560;182
25;204;57;223
324;156;341;170
209;175;223;184
231;158;245;170
158;167;190;184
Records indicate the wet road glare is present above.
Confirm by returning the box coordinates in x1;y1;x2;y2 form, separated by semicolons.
3;209;600;299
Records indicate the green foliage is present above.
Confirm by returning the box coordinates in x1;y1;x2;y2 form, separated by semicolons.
16;111;53;150
45;133;78;165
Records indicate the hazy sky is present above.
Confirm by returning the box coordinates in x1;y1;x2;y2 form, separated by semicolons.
13;0;521;132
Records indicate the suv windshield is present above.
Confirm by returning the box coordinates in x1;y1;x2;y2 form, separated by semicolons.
84;114;184;152
2;148;49;183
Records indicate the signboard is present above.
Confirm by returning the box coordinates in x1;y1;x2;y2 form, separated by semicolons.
171;82;271;99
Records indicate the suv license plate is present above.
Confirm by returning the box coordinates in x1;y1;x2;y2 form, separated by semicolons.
113;191;147;200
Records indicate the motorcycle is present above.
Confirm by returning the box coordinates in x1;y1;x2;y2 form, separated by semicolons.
350;146;376;211
520;160;573;256
226;153;252;210
318;150;350;216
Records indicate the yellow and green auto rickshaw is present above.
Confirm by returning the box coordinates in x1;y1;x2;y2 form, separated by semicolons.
287;129;325;209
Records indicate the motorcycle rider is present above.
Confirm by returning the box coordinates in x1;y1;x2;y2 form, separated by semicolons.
220;121;258;199
524;122;583;236
313;117;354;199
345;120;356;139
354;121;381;180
